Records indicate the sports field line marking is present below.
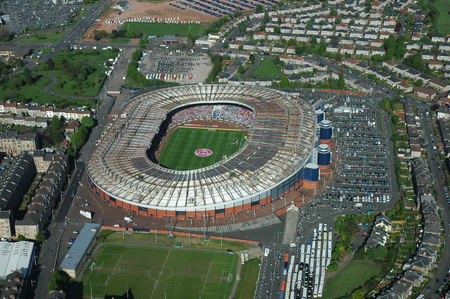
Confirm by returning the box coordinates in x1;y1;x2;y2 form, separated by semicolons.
149;250;171;299
111;254;123;276
222;257;235;299
219;270;225;286
161;129;181;167
86;246;106;281
95;261;105;277
202;262;213;295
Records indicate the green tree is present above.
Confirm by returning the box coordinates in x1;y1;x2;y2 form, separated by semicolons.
17;234;25;241
263;11;269;23
338;69;345;89
287;38;297;46
416;79;423;87
71;132;86;147
35;232;45;242
255;4;263;11
238;22;246;32
373;245;388;259
50;116;61;130
81;116;94;129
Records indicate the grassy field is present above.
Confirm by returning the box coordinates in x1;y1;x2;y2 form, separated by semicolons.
253;58;283;78
158;127;246;171
1;75;88;106
34;49;118;97
434;0;450;34
83;245;238;299
19;30;66;43
235;259;260;299
322;261;381;299
109;38;130;44
103;231;251;252
123;22;206;37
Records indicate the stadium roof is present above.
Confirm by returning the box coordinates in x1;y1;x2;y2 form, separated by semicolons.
59;223;100;271
0;241;34;278
87;85;316;211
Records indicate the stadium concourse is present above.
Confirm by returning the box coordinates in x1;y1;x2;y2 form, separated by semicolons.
87;85;318;220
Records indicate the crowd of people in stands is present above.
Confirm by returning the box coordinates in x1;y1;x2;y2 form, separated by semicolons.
169;105;254;128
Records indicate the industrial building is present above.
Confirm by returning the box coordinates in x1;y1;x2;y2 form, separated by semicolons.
60;223;101;278
0;241;34;280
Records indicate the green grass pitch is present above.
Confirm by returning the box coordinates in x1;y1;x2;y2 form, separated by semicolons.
158;127;247;171
83;245;238;299
123;23;206;37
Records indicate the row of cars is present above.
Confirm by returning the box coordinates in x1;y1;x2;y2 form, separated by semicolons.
145;73;193;80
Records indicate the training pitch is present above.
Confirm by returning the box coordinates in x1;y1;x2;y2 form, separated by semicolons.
158;127;247;171
83;245;238;299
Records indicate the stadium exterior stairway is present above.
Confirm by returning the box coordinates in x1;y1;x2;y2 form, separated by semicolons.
172;213;281;233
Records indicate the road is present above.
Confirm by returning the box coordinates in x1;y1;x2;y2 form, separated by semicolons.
31;86;118;299
420;108;450;299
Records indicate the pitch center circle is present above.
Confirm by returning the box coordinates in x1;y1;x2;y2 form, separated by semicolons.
195;148;213;157
147;266;174;281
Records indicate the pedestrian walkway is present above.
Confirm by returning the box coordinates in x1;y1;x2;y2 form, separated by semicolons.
173;213;282;234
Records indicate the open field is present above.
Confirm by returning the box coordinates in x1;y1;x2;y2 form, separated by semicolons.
19;30;66;43
253;58;283;79
83;244;238;299
1;75;89;107
322;261;381;299
434;0;450;34
158;127;247;171
123;22;206;37
83;0;217;41
103;231;251;252
34;49;119;97
235;259;260;299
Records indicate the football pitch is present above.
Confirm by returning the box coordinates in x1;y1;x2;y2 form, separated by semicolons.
83;245;238;299
158;127;247;171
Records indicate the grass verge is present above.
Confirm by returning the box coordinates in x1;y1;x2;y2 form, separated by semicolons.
235;259;260;299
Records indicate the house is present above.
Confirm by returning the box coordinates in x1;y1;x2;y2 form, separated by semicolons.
428;61;443;70
403;270;424;287
0;270;25;299
279;54;291;64
229;41;241;50
243;42;256;51
371;39;384;47
414;87;436;100
291;56;304;65
411;256;432;275
340;46;354;55
371;47;385;56
391;282;412;299
326;45;339;53
343;59;359;69
257;44;271;52
422;233;440;247
271;45;286;53
428;78;450;92
383;60;398;70
437;53;450;62
421;52;435;60
355;47;370;56
432;34;446;43
398;81;413;93
365;226;389;248
253;32;267;40
438;43;450;51
374;214;392;231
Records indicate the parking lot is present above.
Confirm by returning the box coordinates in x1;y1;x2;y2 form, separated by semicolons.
139;49;211;84
1;0;85;34
305;99;393;221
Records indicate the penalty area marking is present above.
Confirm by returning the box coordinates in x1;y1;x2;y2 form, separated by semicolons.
111;254;123;276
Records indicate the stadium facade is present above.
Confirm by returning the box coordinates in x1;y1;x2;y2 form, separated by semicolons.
87;85;318;219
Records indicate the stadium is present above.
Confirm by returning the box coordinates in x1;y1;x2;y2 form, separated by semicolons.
87;85;317;219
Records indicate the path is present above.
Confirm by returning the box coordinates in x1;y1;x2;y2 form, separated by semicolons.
229;259;242;299
325;255;353;279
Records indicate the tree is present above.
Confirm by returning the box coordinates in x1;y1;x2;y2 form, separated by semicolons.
17;234;25;241
287;38;297;46
402;133;409;141
238;22;246;32
81;116;94;129
71;132;86;147
373;245;388;259
35;232;45;242
338;69;345;89
263;11;269;23
50;116;61;130
0;27;10;42
416;79;423;87
392;115;400;123
255;4;263;11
